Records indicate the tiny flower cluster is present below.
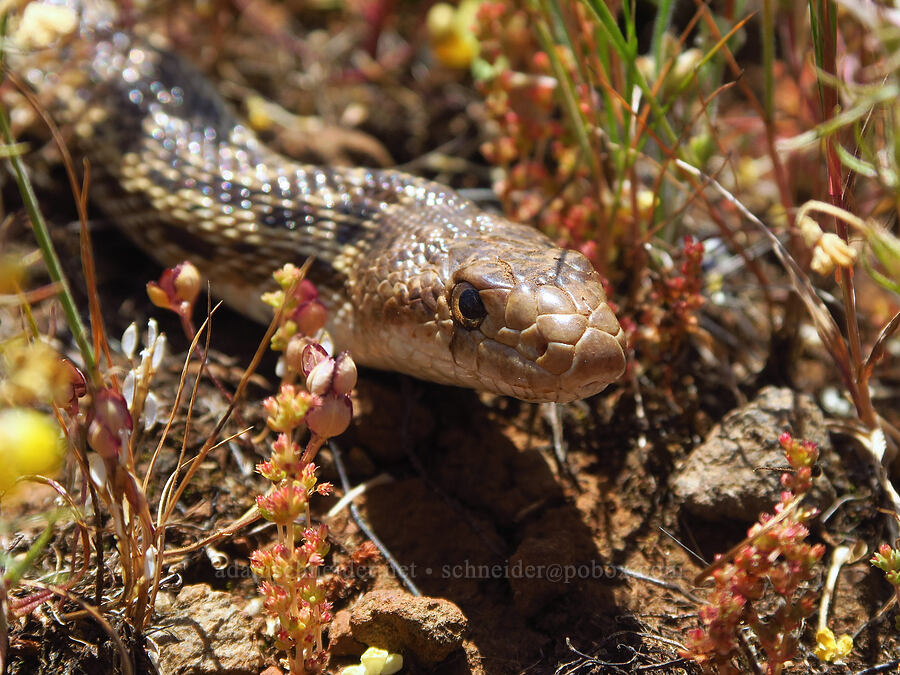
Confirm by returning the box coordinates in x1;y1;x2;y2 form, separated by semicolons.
253;263;356;673
871;543;900;586
870;542;900;614
251;524;334;669
814;627;853;663
683;433;826;674
426;0;481;69
340;646;403;675
798;215;856;276
121;319;167;432
256;460;333;523
635;235;705;367
262;263;328;352
88;320;166;473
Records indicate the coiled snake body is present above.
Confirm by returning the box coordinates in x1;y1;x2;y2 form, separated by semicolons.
19;6;627;402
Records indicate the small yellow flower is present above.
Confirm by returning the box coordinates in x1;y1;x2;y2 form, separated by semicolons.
341;647;403;675
427;1;482;69
0;408;66;493
799;215;857;275
814;627;853;663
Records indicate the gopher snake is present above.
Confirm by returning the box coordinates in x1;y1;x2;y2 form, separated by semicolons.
16;3;626;402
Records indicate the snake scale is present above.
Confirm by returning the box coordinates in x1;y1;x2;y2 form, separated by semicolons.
15;1;626;402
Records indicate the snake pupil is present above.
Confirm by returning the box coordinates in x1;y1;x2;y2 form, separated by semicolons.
458;288;486;319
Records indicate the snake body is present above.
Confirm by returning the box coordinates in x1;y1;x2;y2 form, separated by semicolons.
18;4;627;402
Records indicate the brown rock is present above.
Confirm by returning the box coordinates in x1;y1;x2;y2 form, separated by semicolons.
349;590;467;664
672;386;835;521
154;583;264;675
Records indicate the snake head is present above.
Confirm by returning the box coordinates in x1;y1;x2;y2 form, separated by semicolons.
442;239;627;403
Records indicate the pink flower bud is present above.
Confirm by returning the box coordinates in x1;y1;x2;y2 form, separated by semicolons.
300;461;318;491
294;299;328;336
296;279;318;303
88;389;132;460
300;342;330;378
257;481;309;524
306;394;352;440
303;350;356;397
306;359;334;396
285;335;316;374
94;388;133;430
331;352;357;396
87;419;119;461
147;261;201;318
288;281;328;336
173;263;201;306
249;549;274;577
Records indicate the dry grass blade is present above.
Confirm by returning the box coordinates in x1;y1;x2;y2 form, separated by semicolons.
142;305;218;491
159;256;315;525
863;309;900;383
162;505;261;559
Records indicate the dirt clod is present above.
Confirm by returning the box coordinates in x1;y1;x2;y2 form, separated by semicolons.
349;589;468;665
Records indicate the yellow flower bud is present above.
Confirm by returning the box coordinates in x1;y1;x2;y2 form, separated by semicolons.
0;408;65;493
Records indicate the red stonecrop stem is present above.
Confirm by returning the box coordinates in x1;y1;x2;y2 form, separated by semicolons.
251;264;356;673
683;434;824;674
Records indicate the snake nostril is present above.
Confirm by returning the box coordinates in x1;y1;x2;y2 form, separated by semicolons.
536;342;575;374
517;324;547;361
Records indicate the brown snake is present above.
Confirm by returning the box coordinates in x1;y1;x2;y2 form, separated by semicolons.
16;2;626;402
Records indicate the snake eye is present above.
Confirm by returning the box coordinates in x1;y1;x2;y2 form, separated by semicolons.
451;282;487;329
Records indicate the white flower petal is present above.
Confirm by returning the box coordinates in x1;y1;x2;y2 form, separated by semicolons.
144;392;159;430
122;370;136;407
151;334;167;371
88;453;108;490
122;323;138;360
144;546;158;580
145;318;158;347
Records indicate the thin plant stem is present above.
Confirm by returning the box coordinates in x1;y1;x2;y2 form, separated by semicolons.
0;104;97;382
